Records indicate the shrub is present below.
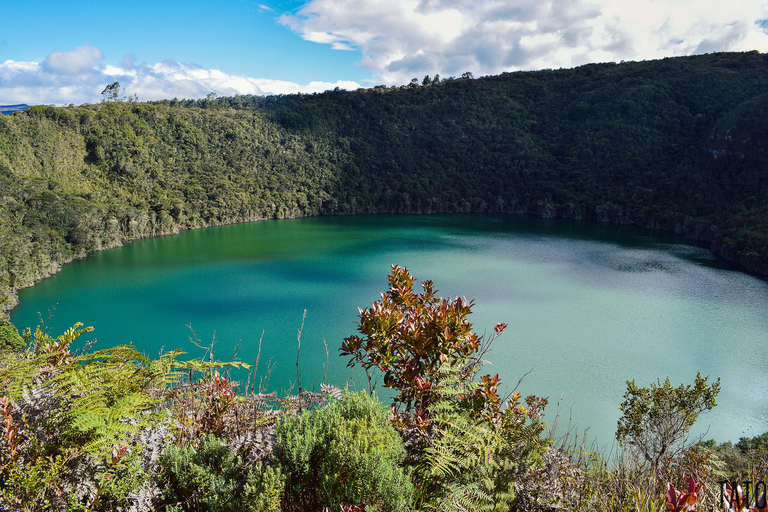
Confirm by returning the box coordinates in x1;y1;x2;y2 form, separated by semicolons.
158;434;247;512
341;266;548;511
0;322;249;510
243;461;286;512
616;372;721;478
0;320;24;352
340;265;512;444
273;390;413;511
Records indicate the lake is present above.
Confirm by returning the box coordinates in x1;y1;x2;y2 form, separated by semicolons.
10;214;768;447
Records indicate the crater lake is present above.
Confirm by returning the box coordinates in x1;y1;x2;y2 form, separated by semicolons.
10;214;768;447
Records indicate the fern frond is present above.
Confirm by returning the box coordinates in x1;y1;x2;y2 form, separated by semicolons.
57;322;94;345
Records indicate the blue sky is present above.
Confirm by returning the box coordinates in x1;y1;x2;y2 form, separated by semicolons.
1;0;367;83
2;0;768;105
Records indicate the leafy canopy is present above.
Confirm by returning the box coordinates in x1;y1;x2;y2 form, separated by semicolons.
616;372;721;472
341;264;509;436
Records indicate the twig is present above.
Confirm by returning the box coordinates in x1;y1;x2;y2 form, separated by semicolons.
249;330;265;395
75;337;98;356
37;303;58;334
504;367;534;399
186;324;216;365
259;358;275;394
296;310;306;394
231;338;241;362
227;338;242;379
322;338;329;384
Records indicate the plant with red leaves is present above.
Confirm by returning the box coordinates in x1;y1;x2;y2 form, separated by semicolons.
340;265;511;441
665;476;702;511
198;372;238;437
720;483;768;512
0;396;22;473
723;483;750;512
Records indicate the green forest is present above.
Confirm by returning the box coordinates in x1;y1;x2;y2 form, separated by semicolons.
2;50;768;318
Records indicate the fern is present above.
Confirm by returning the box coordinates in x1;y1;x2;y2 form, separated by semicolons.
417;398;507;512
0;323;250;460
412;365;546;512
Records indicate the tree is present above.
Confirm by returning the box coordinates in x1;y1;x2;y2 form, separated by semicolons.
422;75;431;86
340;265;506;433
616;372;721;475
460;71;473;79
101;81;122;102
431;74;440;86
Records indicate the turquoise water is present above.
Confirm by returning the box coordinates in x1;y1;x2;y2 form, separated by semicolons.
11;214;768;447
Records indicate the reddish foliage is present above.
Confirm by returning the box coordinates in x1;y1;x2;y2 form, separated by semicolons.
665;476;702;511
0;396;22;471
340;265;511;437
721;483;768;512
198;372;238;437
723;483;749;512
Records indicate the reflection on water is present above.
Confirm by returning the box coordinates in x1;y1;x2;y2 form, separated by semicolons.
12;214;768;447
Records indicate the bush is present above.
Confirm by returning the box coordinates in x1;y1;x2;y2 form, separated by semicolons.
341;266;548;511
158;434;247;512
243;462;286;512
341;265;512;443
0;320;250;511
616;372;720;478
273;391;413;511
0;320;24;352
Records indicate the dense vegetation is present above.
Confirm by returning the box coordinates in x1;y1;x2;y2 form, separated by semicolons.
2;50;768;317
0;266;764;511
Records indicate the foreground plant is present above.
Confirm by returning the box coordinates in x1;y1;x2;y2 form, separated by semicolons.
158;434;260;512
665;476;703;511
341;265;548;510
616;372;720;485
341;264;512;441
0;322;248;510
273;391;412;512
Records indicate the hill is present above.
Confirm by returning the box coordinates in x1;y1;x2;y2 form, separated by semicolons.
2;51;768;316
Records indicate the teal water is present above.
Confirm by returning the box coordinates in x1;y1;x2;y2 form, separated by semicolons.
11;214;768;447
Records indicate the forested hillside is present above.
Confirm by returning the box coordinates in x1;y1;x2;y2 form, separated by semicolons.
2;51;768;316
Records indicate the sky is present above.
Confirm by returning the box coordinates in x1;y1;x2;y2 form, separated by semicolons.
1;0;768;105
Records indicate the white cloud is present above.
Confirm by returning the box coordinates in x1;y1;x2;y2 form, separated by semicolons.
0;46;362;105
281;0;768;84
43;43;104;75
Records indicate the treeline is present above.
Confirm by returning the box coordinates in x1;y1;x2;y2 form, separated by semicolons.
2;51;768;315
0;101;345;314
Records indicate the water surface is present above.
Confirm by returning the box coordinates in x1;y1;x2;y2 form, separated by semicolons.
12;214;768;447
